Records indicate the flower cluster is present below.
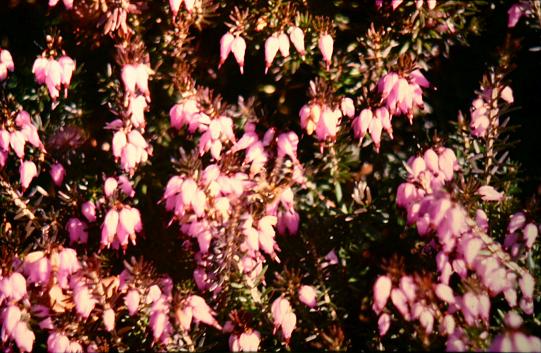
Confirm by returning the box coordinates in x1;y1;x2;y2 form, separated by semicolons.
373;144;538;350
299;102;342;142
0;272;35;352
1;110;45;190
0;48;14;81
32;54;76;100
221;28;333;74
100;177;142;251
469;85;513;138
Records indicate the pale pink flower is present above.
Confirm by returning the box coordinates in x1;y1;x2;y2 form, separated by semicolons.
103;308;115;332
0;63;7;81
0;129;10;151
58;56;75;87
288;26;305;56
523;223;538;249
45;58;62;100
219;32;235;69
373;275;392;313
128;95;147;128
440;315;455;335
47;332;70;353
187;295;222;329
278;32;290;58
73;285;96;318
13;322;34;353
508;212;526;234
435;283;455;304
231;36;247;74
438;148;457;181
134;64;150;96
419;310;434;334
10;130;26;158
501;86;514;103
169;0;182;17
477;185;504;202
125;290;140;316
146;285;162;304
399;275;416;302
376;106;393;139
315;107;340;141
378;313;391;336
24;251;51;284
298;285;317;308
238;330;261;352
281;311;296;341
104;177;118;197
19;160;37;190
318;33;333;69
50;162;66;186
277;131;299;160
2;305;21;338
121;64;137;95
101;209;119;248
519;273;534;300
67;341;83;353
264;34;280;74
341;97;355;118
177;305;193;331
390;288;409;319
32;57;48;84
352;108;373;142
378;72;399;100
0;49;14;72
184;0;195;12
368;113;383;151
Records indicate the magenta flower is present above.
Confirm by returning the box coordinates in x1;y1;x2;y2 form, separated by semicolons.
50;162;66;186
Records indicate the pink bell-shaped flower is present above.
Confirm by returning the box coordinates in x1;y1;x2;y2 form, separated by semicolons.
318;33;333;69
219;32;235;69
298;285;317;308
231;36;247;74
288;26;305;57
264;34;280;74
50;162;66;186
19;160;37;190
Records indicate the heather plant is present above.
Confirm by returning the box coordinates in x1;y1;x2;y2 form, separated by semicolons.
0;0;540;352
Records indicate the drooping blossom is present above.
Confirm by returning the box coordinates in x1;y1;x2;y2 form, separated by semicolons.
50;162;66;186
288;26;305;57
298;285;317;308
271;296;296;341
19;160;38;190
318;33;334;69
0;48;14;81
231;36;247;74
